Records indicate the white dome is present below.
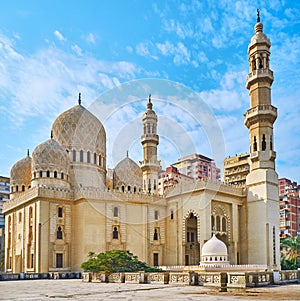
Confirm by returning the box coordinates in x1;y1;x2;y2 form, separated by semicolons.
200;234;229;265
202;234;228;256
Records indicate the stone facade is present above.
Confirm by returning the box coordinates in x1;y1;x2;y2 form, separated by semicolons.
3;18;280;273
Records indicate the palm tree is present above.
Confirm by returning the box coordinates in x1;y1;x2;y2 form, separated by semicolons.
280;234;300;270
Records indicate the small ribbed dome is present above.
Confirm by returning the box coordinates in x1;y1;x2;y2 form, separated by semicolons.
202;234;228;257
10;153;32;191
52;103;106;155
32;138;68;174
113;156;142;192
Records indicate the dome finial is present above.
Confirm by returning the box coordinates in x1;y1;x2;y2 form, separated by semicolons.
257;8;260;23
147;94;153;110
51;130;53;139
78;92;82;105
27;149;30;157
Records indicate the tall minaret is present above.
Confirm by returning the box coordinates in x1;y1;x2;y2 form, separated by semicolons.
140;95;160;194
244;10;280;268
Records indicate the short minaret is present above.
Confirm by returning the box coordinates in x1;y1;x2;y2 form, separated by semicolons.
140;95;160;194
244;10;280;268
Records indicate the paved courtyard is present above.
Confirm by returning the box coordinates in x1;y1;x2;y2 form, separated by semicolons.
0;280;300;301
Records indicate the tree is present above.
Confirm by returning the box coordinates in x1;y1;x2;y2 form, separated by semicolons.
81;250;162;274
280;234;300;270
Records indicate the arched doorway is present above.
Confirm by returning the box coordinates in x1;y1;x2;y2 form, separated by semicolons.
184;212;200;265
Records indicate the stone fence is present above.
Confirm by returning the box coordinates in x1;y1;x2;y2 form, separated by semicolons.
82;270;300;291
1;270;299;292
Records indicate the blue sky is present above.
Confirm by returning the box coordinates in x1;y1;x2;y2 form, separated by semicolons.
0;0;299;183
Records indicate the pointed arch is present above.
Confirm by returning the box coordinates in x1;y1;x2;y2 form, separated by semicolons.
182;209;201;243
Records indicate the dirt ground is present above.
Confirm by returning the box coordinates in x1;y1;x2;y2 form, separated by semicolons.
0;280;299;301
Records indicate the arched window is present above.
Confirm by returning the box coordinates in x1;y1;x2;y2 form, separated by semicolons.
127;185;131;192
211;215;215;231
58;207;63;218
99;155;101;166
22;185;25;192
216;216;221;231
171;210;174;220
270;135;273;150
16;185;19;192
72;150;76;162
153;228;158;240
113;207;118;217
222;217;226;232
87;151;90;163
154;210;159;220
262;134;266;151
11;186;14;193
113;227;118;239
39;171;43;178
121;186;125;192
57;226;63;239
133;186;137;193
154;179;156;190
54;171;57;178
46;170;50;177
80;150;84;162
94;153;97;164
253;136;257;152
61;172;64;180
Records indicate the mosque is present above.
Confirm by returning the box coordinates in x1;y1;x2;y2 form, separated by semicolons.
3;16;280;273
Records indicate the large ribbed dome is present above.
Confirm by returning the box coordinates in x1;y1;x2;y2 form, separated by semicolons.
32;138;68;174
10;153;32;191
113;156;142;192
52;103;106;155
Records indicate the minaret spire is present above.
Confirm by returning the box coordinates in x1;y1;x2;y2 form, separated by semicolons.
78;92;82;105
256;8;260;23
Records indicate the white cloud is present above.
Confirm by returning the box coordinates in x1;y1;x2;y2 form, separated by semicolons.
71;44;82;56
0;34;139;126
86;33;95;44
136;43;150;56
156;41;190;65
54;30;65;41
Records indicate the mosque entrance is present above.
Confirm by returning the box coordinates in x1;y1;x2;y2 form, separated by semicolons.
184;213;200;265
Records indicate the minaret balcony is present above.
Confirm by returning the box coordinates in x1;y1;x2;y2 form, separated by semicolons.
244;104;277;128
141;134;159;143
246;69;273;89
